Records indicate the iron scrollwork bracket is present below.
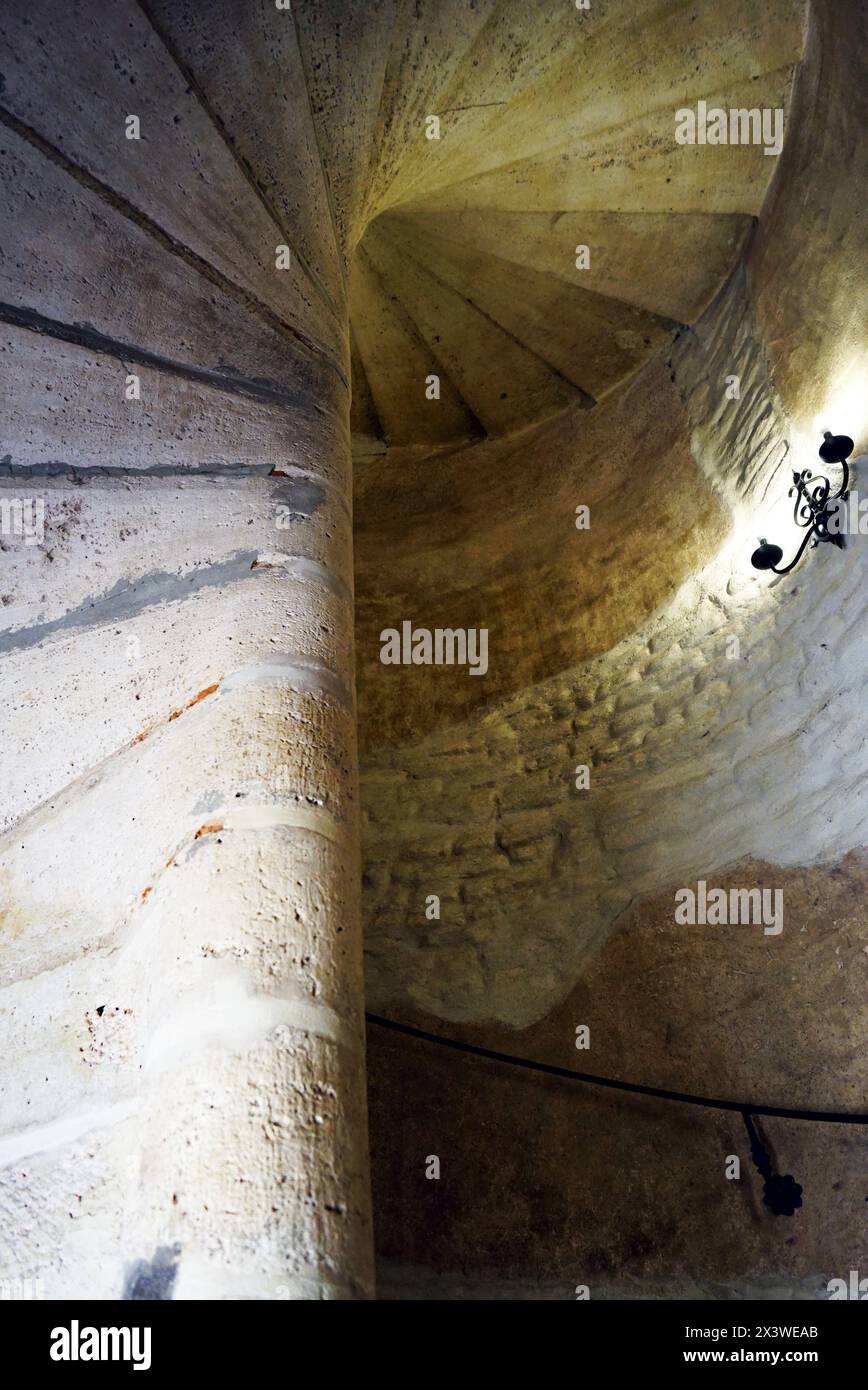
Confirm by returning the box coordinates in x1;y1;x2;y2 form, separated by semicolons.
752;432;855;575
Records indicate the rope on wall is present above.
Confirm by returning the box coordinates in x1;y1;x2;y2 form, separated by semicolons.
366;1012;868;1216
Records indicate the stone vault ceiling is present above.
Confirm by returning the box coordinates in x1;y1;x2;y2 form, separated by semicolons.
92;0;810;453
343;0;808;449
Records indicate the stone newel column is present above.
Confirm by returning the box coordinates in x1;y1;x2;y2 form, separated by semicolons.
0;393;373;1300
0;0;372;1301
125;444;374;1301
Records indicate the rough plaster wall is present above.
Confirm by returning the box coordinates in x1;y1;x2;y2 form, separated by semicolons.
361;268;868;1027
358;0;867;1297
368;851;867;1298
748;0;868;441
0;0;372;1300
354;356;729;744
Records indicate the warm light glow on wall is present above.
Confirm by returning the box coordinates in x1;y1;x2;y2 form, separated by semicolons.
812;357;868;448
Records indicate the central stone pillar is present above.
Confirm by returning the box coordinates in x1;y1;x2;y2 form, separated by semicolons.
0;0;374;1303
121;414;373;1300
0;373;373;1301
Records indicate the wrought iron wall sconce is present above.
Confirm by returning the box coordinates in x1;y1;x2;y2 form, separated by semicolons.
751;431;855;575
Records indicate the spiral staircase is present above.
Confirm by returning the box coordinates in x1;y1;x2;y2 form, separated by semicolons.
2;0;804;458
12;0;868;1305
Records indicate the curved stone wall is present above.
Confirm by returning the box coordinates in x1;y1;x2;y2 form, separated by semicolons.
0;0;863;1302
358;0;868;1296
0;0;367;1301
360;266;868;1026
